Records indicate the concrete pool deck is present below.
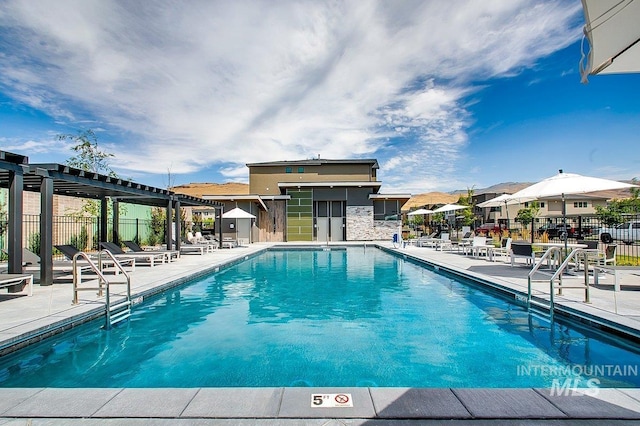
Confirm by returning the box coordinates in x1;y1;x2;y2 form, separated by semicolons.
1;241;640;423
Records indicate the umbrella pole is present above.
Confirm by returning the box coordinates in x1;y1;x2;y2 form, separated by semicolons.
562;193;568;254
504;200;510;237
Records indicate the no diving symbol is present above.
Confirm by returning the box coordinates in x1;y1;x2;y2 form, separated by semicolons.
311;393;353;408
335;394;349;404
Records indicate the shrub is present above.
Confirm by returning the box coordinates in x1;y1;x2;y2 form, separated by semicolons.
69;226;89;250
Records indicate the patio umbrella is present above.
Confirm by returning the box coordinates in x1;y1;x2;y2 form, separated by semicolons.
432;203;469;213
222;207;256;219
407;208;434;216
580;0;640;83
222;207;256;242
477;194;534;230
509;169;637;249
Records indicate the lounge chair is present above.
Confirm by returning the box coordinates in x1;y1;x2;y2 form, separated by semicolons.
434;232;452;251
22;248;94;275
0;273;33;296
100;242;165;267
174;239;211;255
414;232;437;247
122;241;180;262
55;244;136;272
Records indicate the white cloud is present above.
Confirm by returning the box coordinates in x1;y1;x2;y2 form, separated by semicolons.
0;0;582;192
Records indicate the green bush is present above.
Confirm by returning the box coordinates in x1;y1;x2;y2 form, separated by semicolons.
69;226;89;250
28;232;40;255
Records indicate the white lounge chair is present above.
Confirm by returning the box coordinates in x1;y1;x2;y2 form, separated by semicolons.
0;273;33;296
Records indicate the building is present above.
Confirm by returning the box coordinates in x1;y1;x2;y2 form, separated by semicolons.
474;192;610;229
174;159;410;242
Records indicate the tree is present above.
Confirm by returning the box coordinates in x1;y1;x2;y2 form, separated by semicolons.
59;129;116;176
456;187;477;226
515;201;540;227
595;178;640;226
59;130;124;218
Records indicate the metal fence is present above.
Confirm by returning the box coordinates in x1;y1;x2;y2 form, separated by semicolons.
0;215;167;260
414;214;640;262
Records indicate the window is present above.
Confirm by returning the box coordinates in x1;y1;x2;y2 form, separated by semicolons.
374;200;400;220
524;202;545;208
285;167;292;173
573;201;588;208
297;166;304;173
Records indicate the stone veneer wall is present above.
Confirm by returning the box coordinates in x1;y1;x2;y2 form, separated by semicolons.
346;206;400;241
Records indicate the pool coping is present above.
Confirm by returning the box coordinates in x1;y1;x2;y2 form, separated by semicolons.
3;387;640;421
2;242;640;421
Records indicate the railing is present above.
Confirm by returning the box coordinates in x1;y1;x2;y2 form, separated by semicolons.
72;250;132;328
527;247;593;321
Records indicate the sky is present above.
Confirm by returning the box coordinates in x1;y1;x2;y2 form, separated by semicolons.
0;0;639;195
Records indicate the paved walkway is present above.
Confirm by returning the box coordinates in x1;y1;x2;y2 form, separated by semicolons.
1;242;640;423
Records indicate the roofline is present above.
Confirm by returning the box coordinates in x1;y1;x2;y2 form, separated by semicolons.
202;194;268;210
369;194;412;200
277;181;382;188
247;158;379;169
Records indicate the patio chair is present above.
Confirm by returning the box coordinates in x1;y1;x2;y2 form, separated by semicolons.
0;273;33;296
491;238;512;262
510;241;536;267
416;232;437;247
100;242;166;267
466;236;491;258
22;247;95;275
122;241;180;262
55;244;135;272
174;239;210;255
434;232;452;251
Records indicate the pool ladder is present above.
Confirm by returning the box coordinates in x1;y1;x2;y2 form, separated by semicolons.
527;247;593;321
72;250;132;329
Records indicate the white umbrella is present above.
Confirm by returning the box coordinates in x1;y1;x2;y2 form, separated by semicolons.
580;0;640;83
477;193;533;231
510;169;637;248
432;203;469;213
476;194;531;208
222;207;256;243
407;208;434;216
222;207;256;219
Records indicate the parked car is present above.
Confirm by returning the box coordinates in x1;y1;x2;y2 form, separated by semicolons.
475;223;506;235
599;221;640;245
537;223;594;239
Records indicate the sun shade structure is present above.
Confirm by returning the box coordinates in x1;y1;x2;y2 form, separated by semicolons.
509;169;637;248
476;193;532;208
477;194;534;233
0;150;223;285
432;203;469;213
407;208;434;216
580;0;640;83
509;170;636;201
222;207;256;219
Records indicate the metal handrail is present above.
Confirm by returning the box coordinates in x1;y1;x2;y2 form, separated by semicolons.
527;246;561;310
72;251;108;304
527;247;592;321
98;250;132;328
72;250;132;328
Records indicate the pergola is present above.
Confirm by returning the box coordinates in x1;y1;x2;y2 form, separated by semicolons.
0;150;223;286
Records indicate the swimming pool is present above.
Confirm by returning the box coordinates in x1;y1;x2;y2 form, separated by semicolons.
0;247;639;388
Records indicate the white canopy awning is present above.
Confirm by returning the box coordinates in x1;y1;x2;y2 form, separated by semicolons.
581;0;640;82
222;207;256;219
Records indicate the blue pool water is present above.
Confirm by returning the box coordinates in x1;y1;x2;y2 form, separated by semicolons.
1;247;639;388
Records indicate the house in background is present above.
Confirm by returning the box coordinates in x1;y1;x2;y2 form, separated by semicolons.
173;158;410;242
